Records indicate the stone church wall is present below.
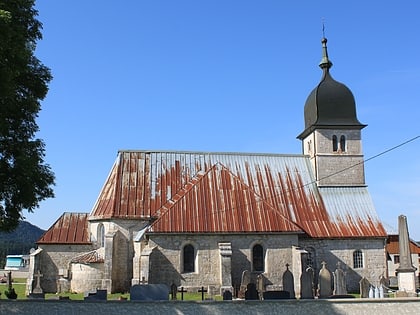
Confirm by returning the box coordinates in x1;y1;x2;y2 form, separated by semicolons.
299;238;386;292
71;262;104;293
147;233;298;291
36;244;95;293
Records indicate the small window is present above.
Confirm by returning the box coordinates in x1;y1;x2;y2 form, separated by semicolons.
252;244;264;272
183;244;195;273
353;250;363;268
332;135;338;152
394;255;400;264
340;135;346;152
98;223;105;247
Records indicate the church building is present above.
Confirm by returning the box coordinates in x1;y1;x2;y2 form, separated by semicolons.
29;36;388;296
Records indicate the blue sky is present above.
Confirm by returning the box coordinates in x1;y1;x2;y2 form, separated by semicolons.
27;1;420;240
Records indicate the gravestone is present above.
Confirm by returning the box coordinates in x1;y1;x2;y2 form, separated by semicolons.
178;287;187;300
238;270;251;298
333;262;347;295
207;285;217;300
245;283;259;300
359;277;370;298
282;264;295;299
300;266;314;299
198;286;208;301
130;284;169;301
368;286;374;298
318;261;332;298
256;274;265;300
170;283;177;300
374;286;379;298
396;215;417;296
32;270;44;294
84;289;107;301
263;290;290;300
222;289;233;300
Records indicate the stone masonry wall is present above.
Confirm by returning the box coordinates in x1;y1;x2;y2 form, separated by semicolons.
299;238;387;292
148;233;298;291
37;244;95;293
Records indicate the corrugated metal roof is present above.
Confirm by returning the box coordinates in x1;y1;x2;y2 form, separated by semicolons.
314;187;387;238
71;250;104;264
90;150;386;237
37;212;91;244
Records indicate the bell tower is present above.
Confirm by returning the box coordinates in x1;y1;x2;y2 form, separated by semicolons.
297;37;366;186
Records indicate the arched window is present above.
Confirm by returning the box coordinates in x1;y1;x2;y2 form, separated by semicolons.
97;223;105;247
340;135;346;152
332;135;338;152
353;250;363;269
183;244;195;273
252;244;264;272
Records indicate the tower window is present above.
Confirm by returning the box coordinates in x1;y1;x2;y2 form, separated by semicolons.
252;244;264;272
183;244;195;273
353;250;363;269
332;135;338;152
340;135;346;152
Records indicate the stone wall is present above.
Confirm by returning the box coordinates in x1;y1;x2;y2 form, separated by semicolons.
147;233;298;291
1;299;419;315
71;263;104;293
299;238;387;292
302;129;365;186
35;244;95;293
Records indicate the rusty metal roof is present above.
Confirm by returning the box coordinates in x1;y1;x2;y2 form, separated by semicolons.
386;234;420;254
37;212;90;244
71;250;104;264
90;150;386;237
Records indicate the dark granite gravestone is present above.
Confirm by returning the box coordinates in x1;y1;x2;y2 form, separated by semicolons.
300;267;314;299
222;289;233;300
84;289;107;301
359;277;370;298
245;283;259;300
282;264;295;299
170;283;177;300
262;290;290;300
130;284;169;301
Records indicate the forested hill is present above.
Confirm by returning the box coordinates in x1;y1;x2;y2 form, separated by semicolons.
0;221;45;268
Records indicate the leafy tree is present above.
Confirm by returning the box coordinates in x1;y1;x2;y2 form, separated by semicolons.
0;0;54;231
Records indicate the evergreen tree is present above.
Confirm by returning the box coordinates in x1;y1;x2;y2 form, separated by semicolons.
0;0;54;231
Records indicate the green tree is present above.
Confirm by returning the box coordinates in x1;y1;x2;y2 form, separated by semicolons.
0;0;54;231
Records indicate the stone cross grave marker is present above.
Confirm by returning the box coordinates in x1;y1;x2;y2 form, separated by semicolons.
333;262;347;296
359;277;370;298
300;266;314;299
130;284;169;301
33;270;43;294
318;261;332;298
178;287;187;300
198;286;208;301
283;263;295;299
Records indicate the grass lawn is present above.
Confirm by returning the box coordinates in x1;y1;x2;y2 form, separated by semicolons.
0;278;221;301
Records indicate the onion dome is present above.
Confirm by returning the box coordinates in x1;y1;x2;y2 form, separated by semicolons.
297;37;366;140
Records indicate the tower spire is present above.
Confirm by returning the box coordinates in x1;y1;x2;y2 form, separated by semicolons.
319;20;332;69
